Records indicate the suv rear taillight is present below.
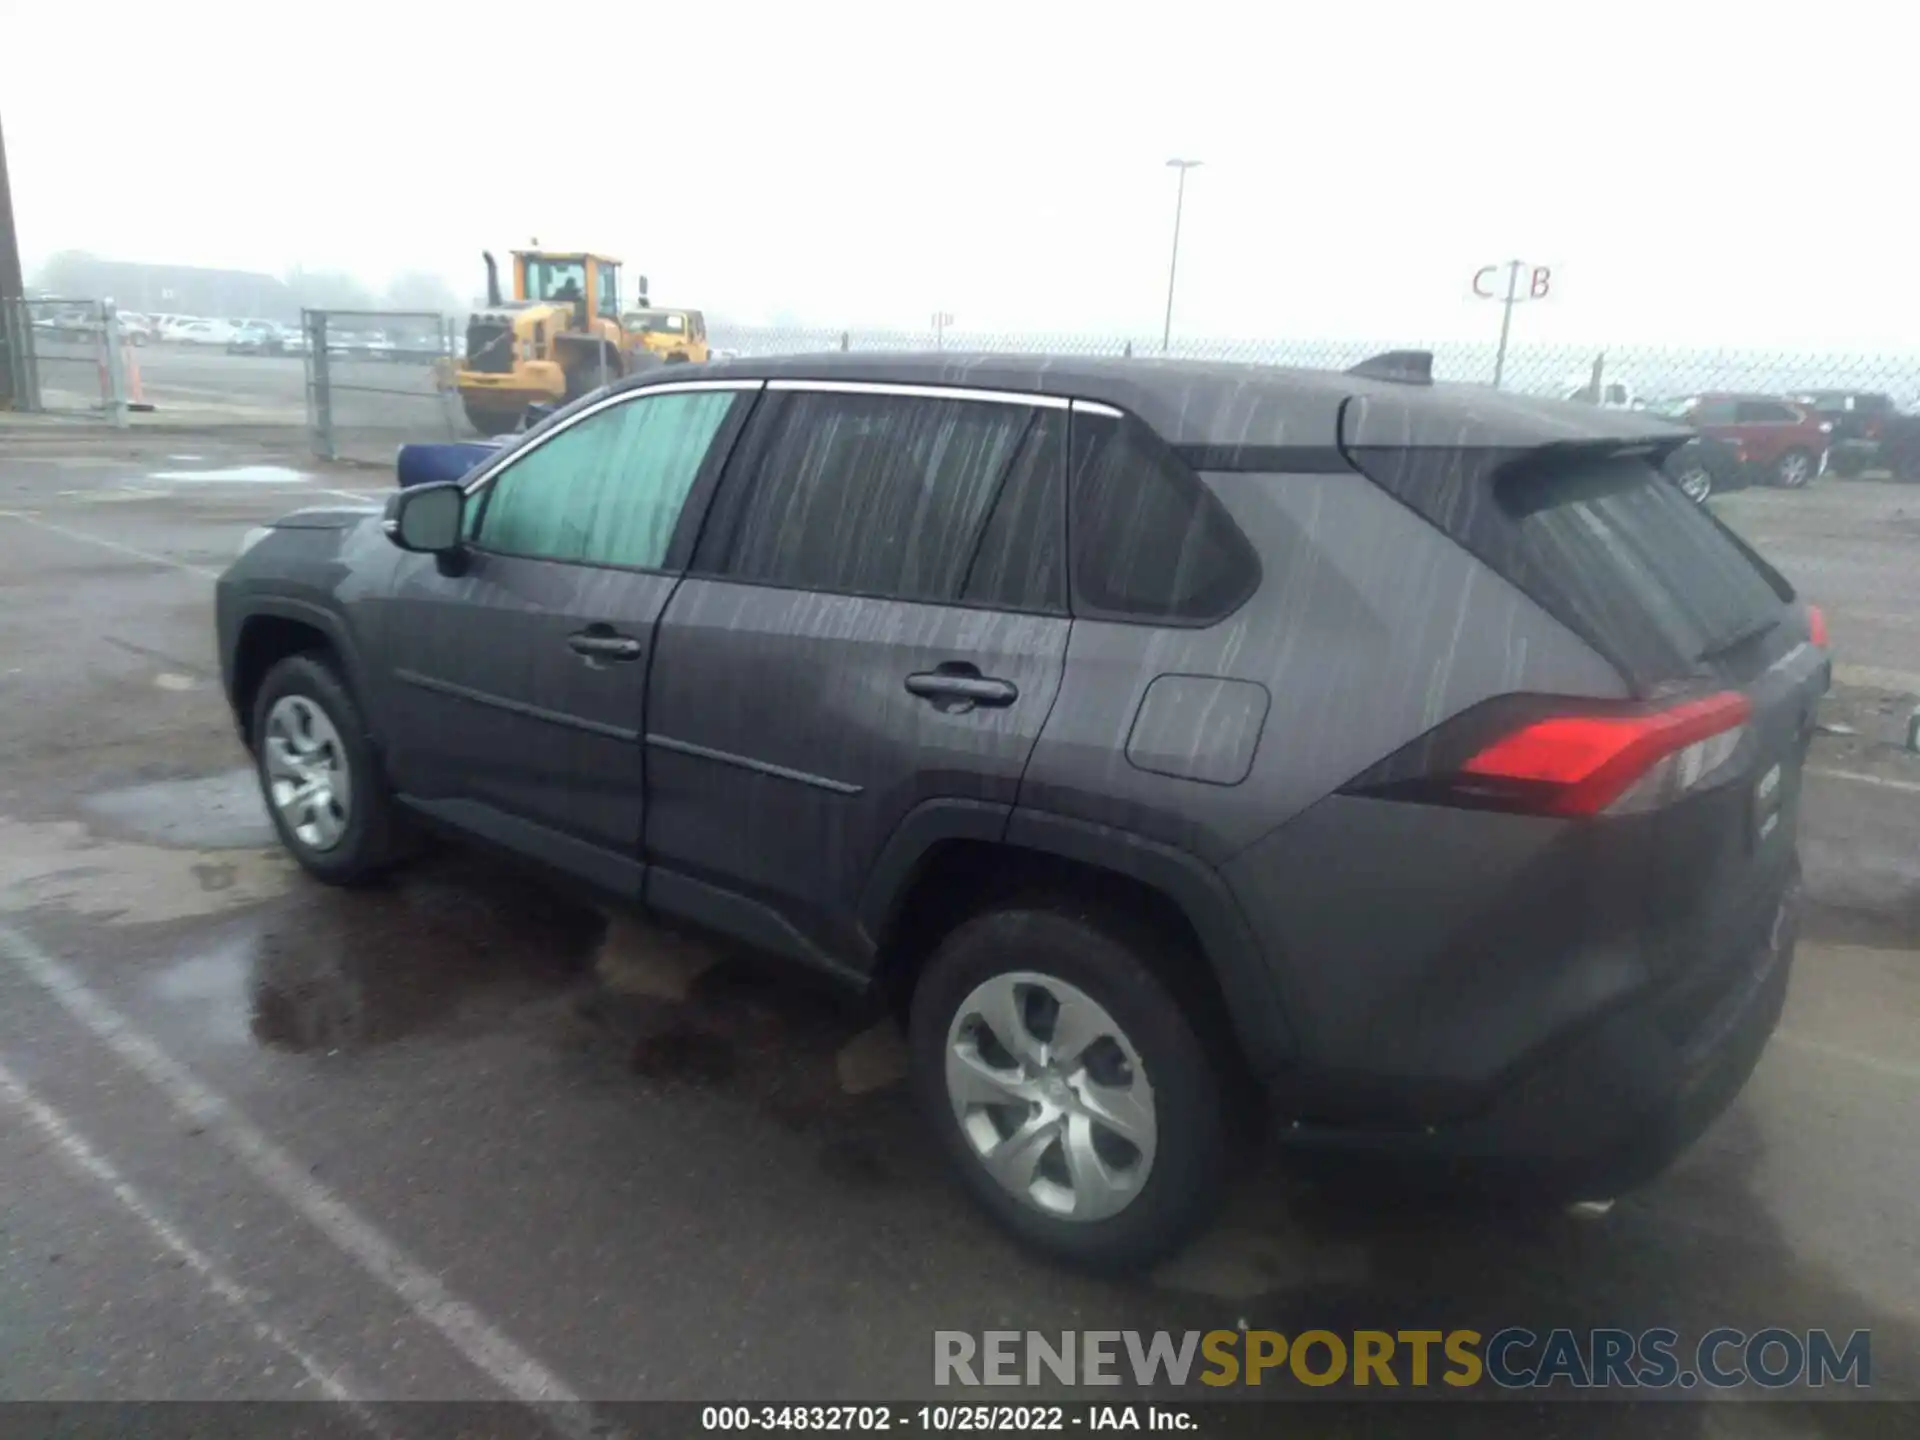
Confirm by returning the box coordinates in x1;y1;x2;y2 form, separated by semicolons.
1807;605;1829;648
1459;693;1751;816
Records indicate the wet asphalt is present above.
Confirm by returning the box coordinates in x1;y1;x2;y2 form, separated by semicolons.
0;428;1916;1434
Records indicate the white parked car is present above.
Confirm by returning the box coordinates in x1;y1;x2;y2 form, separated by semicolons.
173;319;237;345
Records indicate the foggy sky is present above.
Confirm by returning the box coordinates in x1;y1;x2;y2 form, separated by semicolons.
7;0;1914;349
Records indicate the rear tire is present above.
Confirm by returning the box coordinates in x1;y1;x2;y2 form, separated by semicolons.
1773;448;1816;488
909;905;1226;1272
251;655;400;887
1673;462;1713;504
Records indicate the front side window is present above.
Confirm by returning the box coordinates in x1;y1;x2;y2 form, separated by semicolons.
473;389;740;569
1735;400;1798;424
597;264;621;319
524;258;587;302
717;391;1032;602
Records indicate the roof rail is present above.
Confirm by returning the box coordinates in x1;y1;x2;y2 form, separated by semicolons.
1346;350;1434;386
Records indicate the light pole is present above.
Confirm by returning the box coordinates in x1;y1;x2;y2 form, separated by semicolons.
1161;158;1201;354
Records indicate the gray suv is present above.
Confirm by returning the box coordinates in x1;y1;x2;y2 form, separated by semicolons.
216;351;1828;1270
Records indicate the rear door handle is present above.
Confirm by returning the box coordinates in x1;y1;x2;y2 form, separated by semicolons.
568;629;644;662
905;671;1018;708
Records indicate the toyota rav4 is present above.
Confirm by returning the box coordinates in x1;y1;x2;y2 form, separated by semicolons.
216;350;1828;1270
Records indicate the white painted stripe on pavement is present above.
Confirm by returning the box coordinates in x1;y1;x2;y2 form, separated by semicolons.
0;511;220;579
0;922;604;1431
1832;662;1920;694
1805;767;1920;795
0;1053;387;1429
1774;1030;1920;1084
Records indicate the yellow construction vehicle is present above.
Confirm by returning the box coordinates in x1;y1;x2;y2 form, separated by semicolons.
454;247;647;436
620;306;711;366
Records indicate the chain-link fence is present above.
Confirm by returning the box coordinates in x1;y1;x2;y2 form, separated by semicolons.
705;326;1920;411
0;297;122;417
14;294;1920;477
302;309;463;464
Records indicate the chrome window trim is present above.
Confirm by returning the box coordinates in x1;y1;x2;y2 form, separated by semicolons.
462;378;766;496
764;378;1070;409
1072;399;1124;418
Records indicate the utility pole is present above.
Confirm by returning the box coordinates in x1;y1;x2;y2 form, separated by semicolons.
1161;158;1201;354
1492;260;1520;391
0;110;28;409
1471;258;1553;390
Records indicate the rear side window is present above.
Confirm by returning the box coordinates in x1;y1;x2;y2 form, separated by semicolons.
714;391;1035;603
1735;400;1799;424
1068;409;1258;624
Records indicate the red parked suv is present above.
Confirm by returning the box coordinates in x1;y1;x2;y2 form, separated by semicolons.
1650;394;1832;489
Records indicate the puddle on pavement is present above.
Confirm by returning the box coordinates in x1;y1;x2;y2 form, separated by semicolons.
150;853;608;1055
145;464;314;485
80;768;275;850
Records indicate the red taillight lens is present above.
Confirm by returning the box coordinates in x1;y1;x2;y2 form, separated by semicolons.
1806;605;1828;648
1460;692;1752;816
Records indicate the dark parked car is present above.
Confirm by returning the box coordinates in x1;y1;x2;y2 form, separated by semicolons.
1790;391;1901;476
216;351;1827;1269
227;321;286;356
1650;393;1833;488
1661;432;1749;504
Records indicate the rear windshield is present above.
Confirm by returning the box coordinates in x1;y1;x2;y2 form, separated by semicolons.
1498;457;1788;682
1350;448;1789;689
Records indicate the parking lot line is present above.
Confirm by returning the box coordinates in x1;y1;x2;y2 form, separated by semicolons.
0;921;601;1428
0;510;221;580
1806;766;1920;795
1774;1030;1920;1084
0;1052;385;1424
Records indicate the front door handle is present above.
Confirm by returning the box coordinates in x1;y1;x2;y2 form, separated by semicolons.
905;669;1018;708
568;629;644;662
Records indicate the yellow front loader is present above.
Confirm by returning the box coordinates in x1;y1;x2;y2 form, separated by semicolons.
453;248;648;436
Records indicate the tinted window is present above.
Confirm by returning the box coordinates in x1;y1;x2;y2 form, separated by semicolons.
1501;457;1786;678
1691;398;1740;424
1349;449;1787;687
961;408;1067;612
1735;400;1799;424
474;389;738;568
1068;409;1257;623
719;391;1031;601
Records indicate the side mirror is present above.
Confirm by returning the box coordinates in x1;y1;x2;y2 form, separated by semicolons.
383;481;465;553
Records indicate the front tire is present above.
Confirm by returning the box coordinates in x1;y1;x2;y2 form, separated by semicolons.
462;399;521;437
251;654;399;886
1774;448;1816;488
909;906;1226;1272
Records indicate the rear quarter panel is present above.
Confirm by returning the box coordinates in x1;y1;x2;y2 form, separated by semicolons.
1017;469;1628;867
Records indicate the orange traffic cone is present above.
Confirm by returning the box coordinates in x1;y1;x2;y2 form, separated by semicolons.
124;343;154;412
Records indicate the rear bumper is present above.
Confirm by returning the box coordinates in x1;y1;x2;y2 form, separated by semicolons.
1274;879;1798;1193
